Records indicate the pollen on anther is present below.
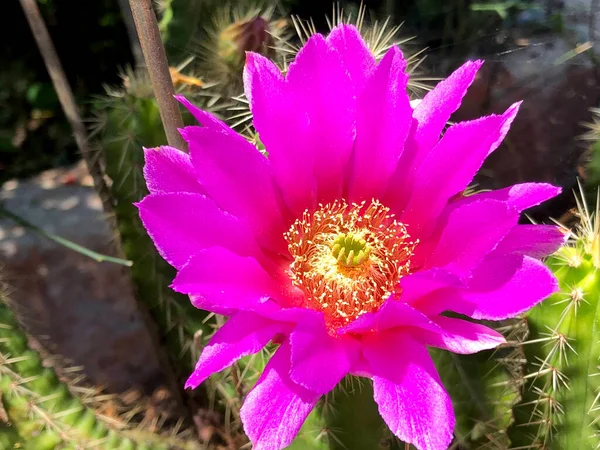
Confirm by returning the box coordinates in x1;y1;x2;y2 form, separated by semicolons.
285;199;417;328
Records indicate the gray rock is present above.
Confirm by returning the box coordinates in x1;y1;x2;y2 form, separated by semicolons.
1;162;166;394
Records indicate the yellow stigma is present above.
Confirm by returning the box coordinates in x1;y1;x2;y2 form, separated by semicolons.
331;232;371;267
285;200;417;329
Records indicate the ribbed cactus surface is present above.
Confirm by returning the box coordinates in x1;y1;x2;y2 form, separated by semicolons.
285;329;521;450
92;71;211;380
432;335;523;449
288;378;400;450
0;297;172;450
509;190;599;449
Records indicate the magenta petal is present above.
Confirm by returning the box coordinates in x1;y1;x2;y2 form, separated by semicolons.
341;300;440;335
243;52;284;111
175;95;231;133
377;301;438;332
409;60;484;166
171;247;282;314
289;318;358;394
414;316;505;354
241;341;320;450
495;224;566;258
399;269;463;306
402;103;520;237
466;183;561;212
349;46;412;202
364;332;455;450
137;193;259;269
184;126;286;253
422;199;519;277
245;32;357;212
326;24;376;93
422;254;558;319
383;61;483;214
284;34;356;205
244;52;317;215
463;254;558;320
143;146;203;194
185;312;287;389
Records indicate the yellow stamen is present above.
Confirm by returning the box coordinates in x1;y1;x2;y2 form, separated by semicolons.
284;199;417;329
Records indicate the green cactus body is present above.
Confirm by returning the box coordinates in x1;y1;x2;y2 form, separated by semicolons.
193;4;287;96
287;332;521;450
509;191;600;449
0;298;172;450
589;141;600;188
289;378;401;450
92;72;211;380
432;336;523;449
0;423;23;449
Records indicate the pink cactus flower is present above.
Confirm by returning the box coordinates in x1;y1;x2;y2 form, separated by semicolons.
137;25;563;450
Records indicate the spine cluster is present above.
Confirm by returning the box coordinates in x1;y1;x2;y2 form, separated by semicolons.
509;191;599;449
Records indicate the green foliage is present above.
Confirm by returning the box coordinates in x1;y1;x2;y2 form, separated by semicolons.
509;190;600;449
471;1;537;20
0;206;132;266
0;61;73;184
0;296;179;449
390;0;508;59
157;0;176;38
158;0;204;60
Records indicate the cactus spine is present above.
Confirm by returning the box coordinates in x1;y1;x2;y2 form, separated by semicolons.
194;4;289;96
91;71;255;441
286;325;523;450
509;187;599;449
581;108;600;190
91;70;212;381
431;327;525;449
0;295;200;449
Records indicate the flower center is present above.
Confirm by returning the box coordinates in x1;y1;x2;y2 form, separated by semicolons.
331;232;371;267
285;200;417;329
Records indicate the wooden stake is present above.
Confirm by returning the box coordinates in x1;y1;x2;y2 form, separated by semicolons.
18;0;117;232
129;0;187;151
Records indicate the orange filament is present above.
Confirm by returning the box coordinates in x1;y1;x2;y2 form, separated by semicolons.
285;200;416;328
